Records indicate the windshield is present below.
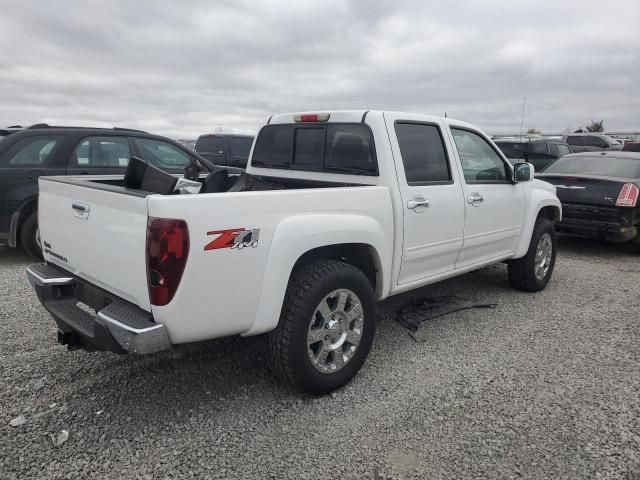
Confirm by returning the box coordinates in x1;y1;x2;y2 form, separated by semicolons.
543;155;640;178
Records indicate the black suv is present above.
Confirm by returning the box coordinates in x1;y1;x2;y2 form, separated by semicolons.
0;125;215;257
0;126;23;141
561;134;623;153
494;138;573;172
195;133;254;168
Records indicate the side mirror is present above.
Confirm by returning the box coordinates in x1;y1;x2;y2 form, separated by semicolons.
514;163;533;182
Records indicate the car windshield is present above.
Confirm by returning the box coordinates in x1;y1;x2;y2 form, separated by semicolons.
543;155;640;178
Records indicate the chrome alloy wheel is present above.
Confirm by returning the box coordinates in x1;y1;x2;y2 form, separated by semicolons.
307;289;364;374
535;232;553;280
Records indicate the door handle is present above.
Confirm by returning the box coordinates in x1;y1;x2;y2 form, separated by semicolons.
407;196;430;211
72;202;90;219
467;193;484;206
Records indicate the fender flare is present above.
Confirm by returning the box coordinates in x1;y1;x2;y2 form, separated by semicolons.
514;194;562;258
243;214;391;336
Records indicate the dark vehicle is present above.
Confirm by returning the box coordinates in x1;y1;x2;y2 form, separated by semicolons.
177;139;196;151
195;133;254;168
561;134;622;153
0;124;216;257
494;138;572;172
537;152;640;251
622;141;640;152
0;126;23;141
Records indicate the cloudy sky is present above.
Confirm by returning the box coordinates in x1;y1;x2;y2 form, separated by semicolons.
1;0;638;138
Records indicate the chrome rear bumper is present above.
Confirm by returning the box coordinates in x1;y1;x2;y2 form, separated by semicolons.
27;263;170;355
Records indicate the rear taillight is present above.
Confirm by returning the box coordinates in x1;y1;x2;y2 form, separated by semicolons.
616;183;639;207
146;218;189;306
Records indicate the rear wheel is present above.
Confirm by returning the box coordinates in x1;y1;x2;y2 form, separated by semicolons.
508;217;556;292
266;259;376;395
19;213;42;259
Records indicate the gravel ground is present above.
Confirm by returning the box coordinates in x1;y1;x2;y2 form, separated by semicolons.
1;237;638;479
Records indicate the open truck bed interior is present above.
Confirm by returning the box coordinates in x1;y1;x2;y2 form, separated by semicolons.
44;170;364;198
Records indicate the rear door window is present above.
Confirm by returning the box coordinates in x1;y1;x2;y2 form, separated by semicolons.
252;124;377;175
1;135;63;166
228;136;253;167
71;136;130;168
584;136;606;147
529;142;549;155
134;138;192;171
395;123;451;184
566;136;583;146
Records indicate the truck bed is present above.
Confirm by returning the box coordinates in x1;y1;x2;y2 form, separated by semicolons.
37;173;393;344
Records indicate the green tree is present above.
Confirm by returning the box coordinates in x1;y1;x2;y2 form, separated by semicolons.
527;128;541;135
586;120;605;132
573;128;584;133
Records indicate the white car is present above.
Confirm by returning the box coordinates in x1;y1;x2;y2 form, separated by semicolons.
27;110;561;394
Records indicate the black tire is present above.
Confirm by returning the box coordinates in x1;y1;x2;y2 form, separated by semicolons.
266;259;377;395
19;213;42;259
508;217;556;292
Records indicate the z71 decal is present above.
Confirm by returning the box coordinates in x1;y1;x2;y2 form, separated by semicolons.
204;228;260;251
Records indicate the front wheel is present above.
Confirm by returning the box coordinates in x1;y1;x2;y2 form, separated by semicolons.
508;217;556;292
266;259;377;395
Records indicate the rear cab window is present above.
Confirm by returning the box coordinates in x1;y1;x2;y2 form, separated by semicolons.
0;135;63;166
252;123;377;175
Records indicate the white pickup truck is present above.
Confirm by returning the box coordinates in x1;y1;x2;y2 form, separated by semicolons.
27;110;561;394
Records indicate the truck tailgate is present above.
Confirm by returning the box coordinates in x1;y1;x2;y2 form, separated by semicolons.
38;178;151;311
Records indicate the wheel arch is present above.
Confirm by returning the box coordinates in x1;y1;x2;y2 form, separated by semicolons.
514;198;561;258
243;214;391;336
